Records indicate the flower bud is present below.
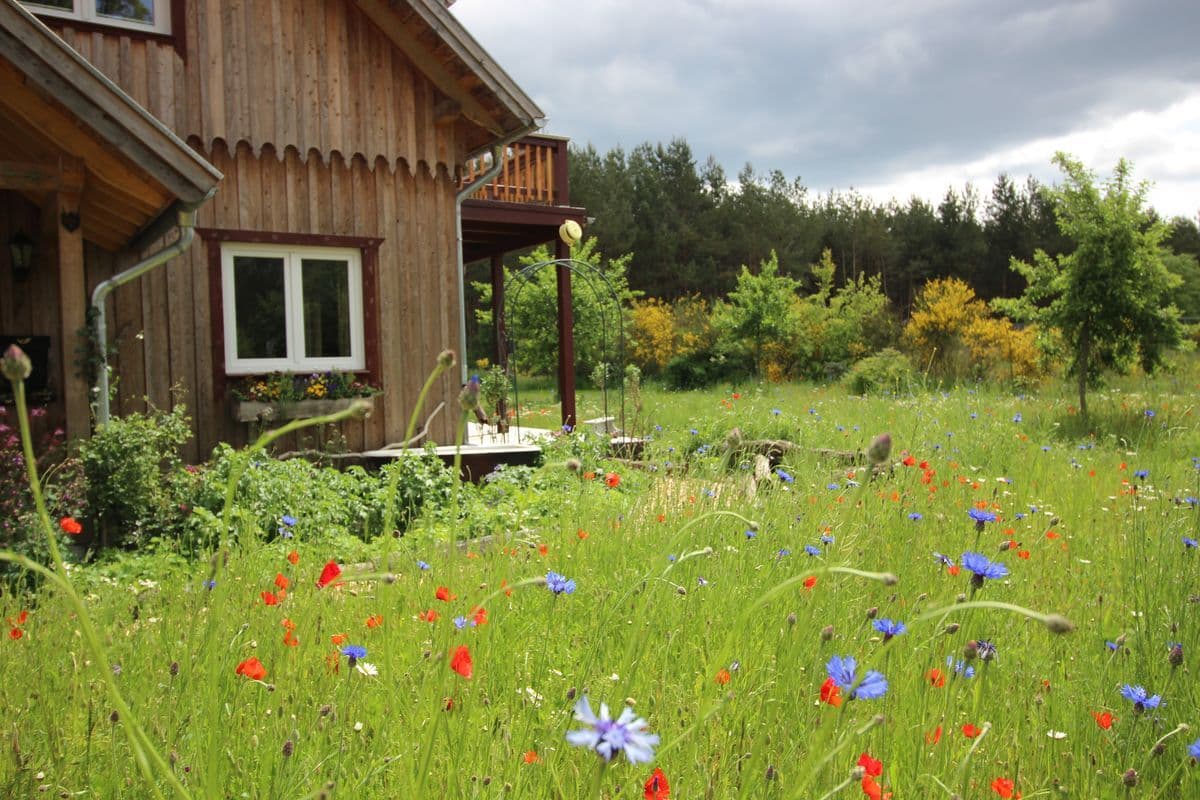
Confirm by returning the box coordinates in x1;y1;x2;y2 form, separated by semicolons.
1;344;32;383
565;458;582;473
820;625;834;641
865;606;878;620
1043;614;1075;634
458;376;481;412
1168;642;1184;667
1122;769;1138;787
867;433;892;465
963;641;979;661
437;350;457;369
944;623;960;635
786;613;797;627
850;766;866;781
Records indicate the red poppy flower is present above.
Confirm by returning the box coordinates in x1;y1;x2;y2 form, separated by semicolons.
731;392;741;400
537;543;549;556
577;528;589;540
902;455;916;467
316;560;341;589
7;610;28;627
9;627;23;640
605;472;620;488
926;668;946;687
472;606;488;626
644;766;670;799
59;516;82;535
435;586;456;602
857;752;882;777
715;668;731;685
283;630;298;647
366;614;383;629
286;550;300;565
862;776;893;800
450;645;473;679
235;656;267;681
925;725;943;744
962;723;982;738
419;609;438;622
803;575;818;590
947;565;961;576
1045;531;1059;540
1092;710;1115;729
1017;550;1030;560
523;750;539;764
819;677;843;707
501;580;513;597
274;573;290;590
990;777;1021;798
583;471;596;481
261;591;278;606
331;632;348;645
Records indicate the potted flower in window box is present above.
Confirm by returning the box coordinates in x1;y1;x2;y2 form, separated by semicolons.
231;372;379;422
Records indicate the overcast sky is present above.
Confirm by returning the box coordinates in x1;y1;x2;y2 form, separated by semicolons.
451;0;1200;220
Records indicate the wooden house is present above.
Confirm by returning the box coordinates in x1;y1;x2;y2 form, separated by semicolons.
0;0;586;462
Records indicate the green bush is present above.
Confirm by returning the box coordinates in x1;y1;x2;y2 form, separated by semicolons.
842;348;918;395
80;404;192;549
663;345;748;390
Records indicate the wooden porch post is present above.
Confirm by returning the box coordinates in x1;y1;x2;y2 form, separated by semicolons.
56;162;88;441
491;253;506;368
555;239;576;429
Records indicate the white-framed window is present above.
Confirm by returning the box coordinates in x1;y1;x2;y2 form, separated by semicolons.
220;243;366;375
23;0;171;35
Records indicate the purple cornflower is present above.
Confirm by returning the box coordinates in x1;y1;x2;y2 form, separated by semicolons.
776;549;791;559
946;656;976;679
776;468;794;484
976;639;998;662
341;644;367;667
825;655;888;700
1120;684;1162;713
1184;536;1198;549
804;545;821;557
566;696;659;764
546;571;576;595
961;551;1008;587
417;559;431;570
453;616;470;629
872;618;906;641
1134;469;1149;480
820;533;835;544
908;512;923;521
1189;738;1200;761
745;529;757;540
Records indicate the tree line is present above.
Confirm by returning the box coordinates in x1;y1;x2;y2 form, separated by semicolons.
567;138;1200;316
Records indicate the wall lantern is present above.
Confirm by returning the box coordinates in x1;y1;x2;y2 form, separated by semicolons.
8;229;34;280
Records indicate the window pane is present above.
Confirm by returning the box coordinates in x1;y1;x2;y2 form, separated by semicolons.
301;259;352;359
233;256;287;359
96;0;154;24
26;1;74;10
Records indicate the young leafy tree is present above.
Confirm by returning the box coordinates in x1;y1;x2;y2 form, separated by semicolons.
995;153;1182;416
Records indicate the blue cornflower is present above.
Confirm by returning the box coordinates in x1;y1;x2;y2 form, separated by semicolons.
970;412;978;419
1145;409;1156;418
825;654;887;700
946;656;976;679
872;618;906;641
808;408;816;415
562;424;573;434
417;559;431;571
975;639;998;661
827;483;840;491
744;529;756;540
1189;738;1200;760
1134;469;1149;480
689;428;699;436
1184;536;1198;549
341;644;367;666
546;571;576;595
566;696;659;764
1120;684;1162;712
1184;496;1199;507
654;424;663;432
933;551;954;568
453;615;470;629
203;579;216;590
697;576;709;586
281;514;297;527
1106;640;1120;651
771;408;781;416
968;508;997;529
908;512;923;521
961;551;1008;585
775;468;794;483
820;533;835;544
1013;413;1022;423
804;545;821;557
777;548;791;559
667;554;676;562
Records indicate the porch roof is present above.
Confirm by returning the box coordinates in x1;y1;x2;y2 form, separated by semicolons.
0;1;222;252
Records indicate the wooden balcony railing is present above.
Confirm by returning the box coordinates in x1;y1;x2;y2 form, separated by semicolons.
461;134;570;206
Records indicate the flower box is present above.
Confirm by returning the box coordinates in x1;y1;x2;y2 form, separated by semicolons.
232;396;375;423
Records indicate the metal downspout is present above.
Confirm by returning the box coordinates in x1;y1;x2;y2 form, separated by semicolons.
91;194;214;426
454;124;538;385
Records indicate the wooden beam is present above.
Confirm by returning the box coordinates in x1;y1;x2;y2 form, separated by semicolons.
0;157;85;193
57;186;90;442
555;238;575;430
354;0;504;136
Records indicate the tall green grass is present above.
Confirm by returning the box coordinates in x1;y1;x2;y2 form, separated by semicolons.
3;363;1200;797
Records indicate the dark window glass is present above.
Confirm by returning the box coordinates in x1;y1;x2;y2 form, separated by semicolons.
95;0;154;23
233;255;287;359
25;1;74;10
301;259;352;358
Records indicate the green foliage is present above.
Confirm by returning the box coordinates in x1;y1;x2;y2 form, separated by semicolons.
713;250;801;374
996;153;1183;414
842;348;918;395
80;404;192;549
474;237;637;379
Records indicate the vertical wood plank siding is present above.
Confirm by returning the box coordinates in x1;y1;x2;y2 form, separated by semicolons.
50;0;470;459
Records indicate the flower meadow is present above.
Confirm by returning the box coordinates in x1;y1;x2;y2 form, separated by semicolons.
3;363;1200;798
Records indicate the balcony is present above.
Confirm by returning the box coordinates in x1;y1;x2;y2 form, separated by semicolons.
458;134;585;263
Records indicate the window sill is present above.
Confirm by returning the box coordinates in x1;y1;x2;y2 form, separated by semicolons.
232;396;375;423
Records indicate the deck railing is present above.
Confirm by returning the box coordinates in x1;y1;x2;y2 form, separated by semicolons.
461;135;570;206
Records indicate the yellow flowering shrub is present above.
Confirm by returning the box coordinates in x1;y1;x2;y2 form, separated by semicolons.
629;298;676;372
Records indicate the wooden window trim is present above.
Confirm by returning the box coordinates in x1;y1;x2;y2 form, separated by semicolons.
199;229;383;403
28;0;187;58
